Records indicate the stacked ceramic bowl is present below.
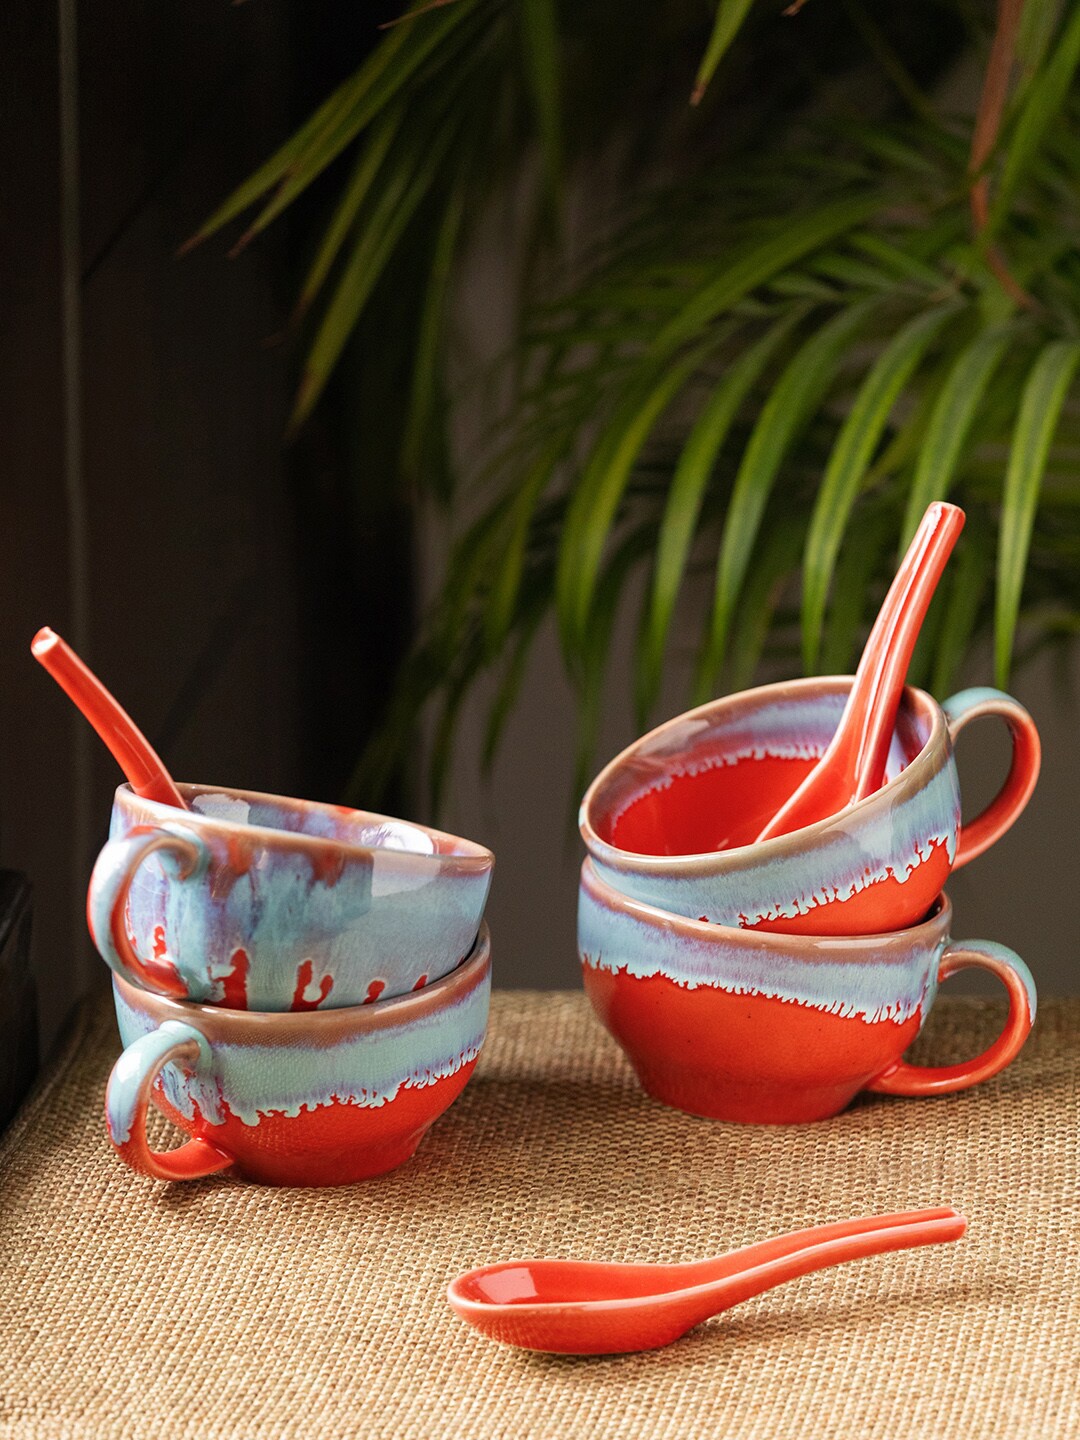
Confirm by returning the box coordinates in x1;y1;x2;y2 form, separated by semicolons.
87;782;493;1184
578;677;1041;1124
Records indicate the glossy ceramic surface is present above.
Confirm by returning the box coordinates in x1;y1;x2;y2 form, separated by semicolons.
88;782;493;1009
756;502;963;840
32;627;186;808
579;863;1035;1123
581;679;1040;935
448;1208;966;1354
106;924;492;1185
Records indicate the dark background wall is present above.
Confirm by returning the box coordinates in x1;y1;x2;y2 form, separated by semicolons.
1;2;349;1054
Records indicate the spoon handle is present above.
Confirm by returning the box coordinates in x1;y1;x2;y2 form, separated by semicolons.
701;1205;963;1283
32;627;186;809
755;503;963;842
703;1207;966;1319
848;504;965;799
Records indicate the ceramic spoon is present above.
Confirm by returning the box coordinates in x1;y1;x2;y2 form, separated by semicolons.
448;1207;965;1355
32;627;187;809
755;502;965;843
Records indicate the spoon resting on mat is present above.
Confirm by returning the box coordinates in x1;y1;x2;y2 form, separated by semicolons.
447;1207;966;1354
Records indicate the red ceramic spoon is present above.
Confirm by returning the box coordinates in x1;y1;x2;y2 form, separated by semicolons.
32;627;187;809
755;502;965;843
447;1207;966;1354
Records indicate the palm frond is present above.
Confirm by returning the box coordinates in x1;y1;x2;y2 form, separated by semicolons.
194;0;1080;808
996;339;1080;683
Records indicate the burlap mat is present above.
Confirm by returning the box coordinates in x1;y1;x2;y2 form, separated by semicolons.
0;989;1076;1440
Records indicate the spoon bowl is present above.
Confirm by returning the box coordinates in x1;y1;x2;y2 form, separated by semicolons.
448;1208;966;1354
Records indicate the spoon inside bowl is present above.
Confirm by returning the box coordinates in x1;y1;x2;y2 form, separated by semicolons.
447;1206;966;1354
754;502;965;843
32;627;187;809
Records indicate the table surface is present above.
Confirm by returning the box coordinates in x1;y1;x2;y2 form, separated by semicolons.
0;988;1077;1440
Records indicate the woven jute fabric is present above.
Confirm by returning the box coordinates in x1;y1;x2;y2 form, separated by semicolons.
0;990;1076;1440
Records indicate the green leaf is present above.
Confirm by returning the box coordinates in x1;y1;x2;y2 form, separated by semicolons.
574;527;655;806
291;125;457;430
848;232;947;290
1016;0;1065;81
650;197;879;358
695;300;876;701
482;589;548;775
769;271;841;300
183;64;382;248
238;2;477;250
555;345;710;660
725;516;804;692
811;252;894;290
992;2;1080;229
900;327;1010;548
801;303;956;672
295;111;404;317
995;338;1080;685
440;492;523;653
820;508;893;674
932;534;991;695
401;181;468;487
520;0;563;210
692;0;759;105
637;311;803;720
483;449;559;658
430;663;475;817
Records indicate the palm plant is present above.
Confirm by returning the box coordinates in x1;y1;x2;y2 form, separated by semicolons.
190;0;1080;807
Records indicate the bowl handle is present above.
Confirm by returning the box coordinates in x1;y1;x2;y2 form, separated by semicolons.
105;1021;233;1182
87;825;207;998
943;688;1040;868
867;939;1036;1097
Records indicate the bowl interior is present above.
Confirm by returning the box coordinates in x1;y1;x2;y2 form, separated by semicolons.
161;783;485;861
590;684;935;857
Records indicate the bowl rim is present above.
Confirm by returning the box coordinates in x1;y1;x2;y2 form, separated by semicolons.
579;676;947;872
112;922;492;1040
113;781;494;873
580;858;951;953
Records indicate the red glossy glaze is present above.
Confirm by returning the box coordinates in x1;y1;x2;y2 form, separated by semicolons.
582;678;1041;937
221;948;251;1009
579;865;1036;1123
751;838;951;937
31;627;186;809
583;963;923;1123
106;928;492;1185
609;754;817;855
117;1063;479;1187
291;958;333;1011
447;1208;967;1354
604;753;954;936
92;782;494;1010
757;502;964;841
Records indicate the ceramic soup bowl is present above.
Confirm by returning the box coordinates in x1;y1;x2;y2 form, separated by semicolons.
88;783;493;1010
581;679;1039;936
579;861;1034;1125
106;924;491;1185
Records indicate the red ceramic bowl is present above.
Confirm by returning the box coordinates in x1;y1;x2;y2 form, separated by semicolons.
106;925;492;1185
579;861;1035;1124
581;678;1039;935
